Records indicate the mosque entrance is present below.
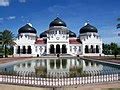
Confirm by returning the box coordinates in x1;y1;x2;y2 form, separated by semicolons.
50;45;55;54
27;46;32;54
96;45;99;53
85;45;89;53
62;44;67;54
56;44;60;54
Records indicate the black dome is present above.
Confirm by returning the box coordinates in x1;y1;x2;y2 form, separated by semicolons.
80;24;98;34
49;17;67;27
69;30;76;37
40;31;47;38
18;24;37;34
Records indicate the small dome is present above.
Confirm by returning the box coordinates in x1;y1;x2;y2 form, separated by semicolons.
40;31;47;38
80;23;98;34
49;17;67;27
69;30;76;37
18;24;37;34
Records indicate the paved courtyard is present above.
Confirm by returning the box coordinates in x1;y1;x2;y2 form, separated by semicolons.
0;82;120;90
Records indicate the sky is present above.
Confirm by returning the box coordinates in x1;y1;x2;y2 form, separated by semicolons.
0;0;120;44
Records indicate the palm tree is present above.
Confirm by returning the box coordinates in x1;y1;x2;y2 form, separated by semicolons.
2;30;16;57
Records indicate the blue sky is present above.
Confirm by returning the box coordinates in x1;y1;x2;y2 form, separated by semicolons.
0;0;120;44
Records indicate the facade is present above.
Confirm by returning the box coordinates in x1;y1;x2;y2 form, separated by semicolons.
13;17;102;57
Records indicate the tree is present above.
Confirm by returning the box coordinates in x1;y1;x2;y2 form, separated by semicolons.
102;43;111;55
110;43;119;59
2;30;16;57
103;43;120;59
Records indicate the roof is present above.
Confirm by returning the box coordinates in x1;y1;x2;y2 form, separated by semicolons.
18;24;37;34
69;38;82;44
80;23;98;34
69;30;76;37
49;17;67;27
39;31;47;38
35;38;47;44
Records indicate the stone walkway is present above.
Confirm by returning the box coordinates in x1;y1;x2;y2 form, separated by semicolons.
0;56;120;64
0;81;120;90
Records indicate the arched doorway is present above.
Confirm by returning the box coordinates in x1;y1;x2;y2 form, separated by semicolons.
85;45;89;53
62;44;67;54
27;46;32;54
23;46;26;54
90;45;94;53
50;44;54;54
96;45;99;53
56;44;60;54
17;46;20;54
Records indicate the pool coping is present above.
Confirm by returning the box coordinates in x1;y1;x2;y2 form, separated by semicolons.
80;57;120;66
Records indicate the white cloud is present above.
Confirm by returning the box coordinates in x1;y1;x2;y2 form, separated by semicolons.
7;16;16;20
0;0;9;6
19;0;26;3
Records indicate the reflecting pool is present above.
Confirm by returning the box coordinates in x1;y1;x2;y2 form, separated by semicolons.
0;58;119;77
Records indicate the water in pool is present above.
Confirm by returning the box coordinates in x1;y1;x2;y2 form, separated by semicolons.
0;58;119;77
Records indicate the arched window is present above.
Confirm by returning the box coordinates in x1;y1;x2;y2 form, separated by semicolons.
17;46;20;54
96;45;99;53
56;44;60;54
85;45;89;53
27;46;32;54
50;44;54;54
90;45;94;53
22;46;26;54
62;44;67;53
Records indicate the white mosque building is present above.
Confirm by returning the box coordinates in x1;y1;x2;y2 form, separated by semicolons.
13;17;102;57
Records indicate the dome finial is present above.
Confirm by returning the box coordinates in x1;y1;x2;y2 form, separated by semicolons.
26;18;32;27
27;23;33;27
84;20;89;26
56;13;60;18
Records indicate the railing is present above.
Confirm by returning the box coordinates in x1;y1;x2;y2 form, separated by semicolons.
0;71;119;87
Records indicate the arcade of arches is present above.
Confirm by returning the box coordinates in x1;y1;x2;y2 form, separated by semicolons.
50;44;67;54
85;45;100;53
17;46;32;54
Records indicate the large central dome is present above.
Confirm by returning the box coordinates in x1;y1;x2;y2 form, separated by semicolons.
49;17;67;27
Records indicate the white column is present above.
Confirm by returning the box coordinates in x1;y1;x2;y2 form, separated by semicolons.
100;44;102;54
47;44;50;54
82;45;85;55
54;45;56;54
60;45;62;54
14;46;17;54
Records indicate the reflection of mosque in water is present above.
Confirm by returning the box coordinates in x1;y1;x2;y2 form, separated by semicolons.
13;59;103;77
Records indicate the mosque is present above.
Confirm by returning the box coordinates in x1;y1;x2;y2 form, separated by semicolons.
13;17;102;57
